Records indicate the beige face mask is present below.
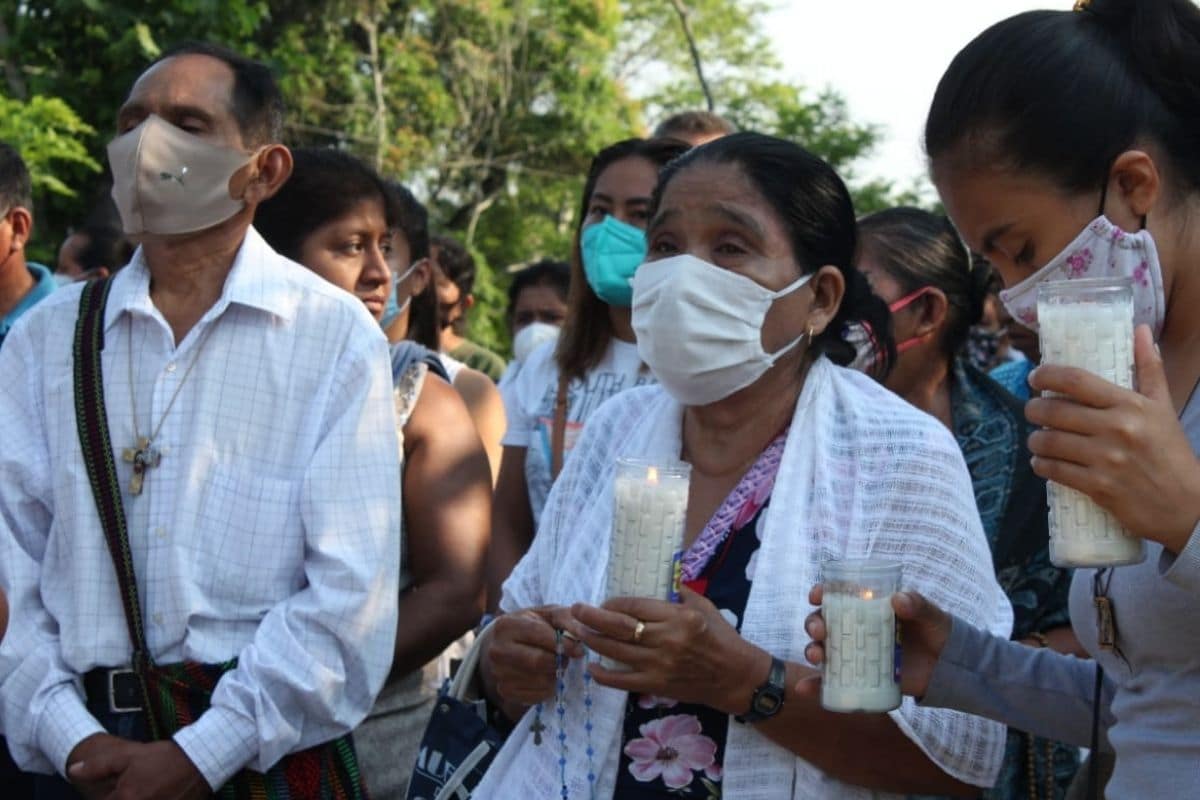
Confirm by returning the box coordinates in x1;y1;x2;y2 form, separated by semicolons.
107;114;256;236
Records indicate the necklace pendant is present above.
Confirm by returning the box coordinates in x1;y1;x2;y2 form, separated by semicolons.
1094;595;1117;651
122;437;162;496
530;714;546;746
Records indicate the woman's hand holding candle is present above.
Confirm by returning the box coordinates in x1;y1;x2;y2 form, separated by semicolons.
800;584;952;702
570;587;776;716
1027;325;1200;554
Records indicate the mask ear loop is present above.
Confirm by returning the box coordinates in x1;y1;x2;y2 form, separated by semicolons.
235;145;273;199
887;285;935;313
390;259;424;319
772;270;814;299
763;272;818;361
394;260;421;288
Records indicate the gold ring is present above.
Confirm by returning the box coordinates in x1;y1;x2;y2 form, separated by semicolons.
632;620;646;644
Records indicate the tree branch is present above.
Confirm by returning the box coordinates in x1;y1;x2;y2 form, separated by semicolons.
667;0;714;111
358;7;387;172
465;188;502;246
284;120;377;146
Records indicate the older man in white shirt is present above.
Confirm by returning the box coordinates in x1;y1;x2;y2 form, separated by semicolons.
0;44;400;800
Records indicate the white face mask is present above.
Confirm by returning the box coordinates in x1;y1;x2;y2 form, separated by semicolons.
512;321;560;363
107;114;256;236
631;254;812;406
998;215;1166;338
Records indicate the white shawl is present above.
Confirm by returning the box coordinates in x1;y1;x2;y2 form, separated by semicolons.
477;358;1012;799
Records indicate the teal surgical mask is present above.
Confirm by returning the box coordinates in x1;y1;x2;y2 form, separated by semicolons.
580;215;647;307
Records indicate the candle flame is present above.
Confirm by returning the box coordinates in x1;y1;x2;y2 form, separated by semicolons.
647;466;660;484
862;590;875;600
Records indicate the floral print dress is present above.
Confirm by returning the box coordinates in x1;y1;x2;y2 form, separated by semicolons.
614;432;785;800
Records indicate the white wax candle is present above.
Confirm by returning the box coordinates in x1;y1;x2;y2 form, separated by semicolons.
604;463;690;671
1038;301;1145;568
606;466;689;602
822;591;901;713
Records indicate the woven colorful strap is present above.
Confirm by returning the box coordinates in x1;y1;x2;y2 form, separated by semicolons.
73;278;162;730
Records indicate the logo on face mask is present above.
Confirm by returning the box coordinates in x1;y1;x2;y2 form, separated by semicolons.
158;167;189;186
107;114;257;237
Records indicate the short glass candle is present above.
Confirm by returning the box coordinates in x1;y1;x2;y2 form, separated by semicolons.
821;559;902;713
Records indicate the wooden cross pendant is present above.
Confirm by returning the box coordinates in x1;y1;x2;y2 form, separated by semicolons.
121;437;162;496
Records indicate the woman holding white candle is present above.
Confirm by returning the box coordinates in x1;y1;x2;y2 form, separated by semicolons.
805;2;1200;797
476;133;1013;799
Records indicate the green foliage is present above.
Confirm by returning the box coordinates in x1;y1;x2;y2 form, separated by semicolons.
0;94;101;263
1;0;273;262
1;0;926;353
0;95;99;199
5;1;273;128
616;0;777;85
463;245;511;356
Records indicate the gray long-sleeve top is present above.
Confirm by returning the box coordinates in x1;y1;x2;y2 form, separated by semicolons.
923;390;1200;798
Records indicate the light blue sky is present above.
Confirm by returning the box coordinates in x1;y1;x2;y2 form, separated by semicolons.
765;0;1050;190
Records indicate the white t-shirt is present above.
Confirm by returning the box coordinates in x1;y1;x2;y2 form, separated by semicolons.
501;338;655;523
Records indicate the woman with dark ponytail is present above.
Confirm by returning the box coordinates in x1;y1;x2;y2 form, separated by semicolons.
476;133;1012;799
856;207;1081;799
804;3;1200;798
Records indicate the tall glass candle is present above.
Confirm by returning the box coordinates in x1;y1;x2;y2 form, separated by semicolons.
821;559;902;713
603;458;691;670
1038;278;1146;568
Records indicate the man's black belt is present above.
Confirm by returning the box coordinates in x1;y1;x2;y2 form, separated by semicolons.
83;668;142;714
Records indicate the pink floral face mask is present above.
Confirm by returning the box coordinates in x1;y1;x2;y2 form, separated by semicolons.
998;215;1165;338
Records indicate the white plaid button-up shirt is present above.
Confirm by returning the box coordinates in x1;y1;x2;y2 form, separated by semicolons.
0;227;401;788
